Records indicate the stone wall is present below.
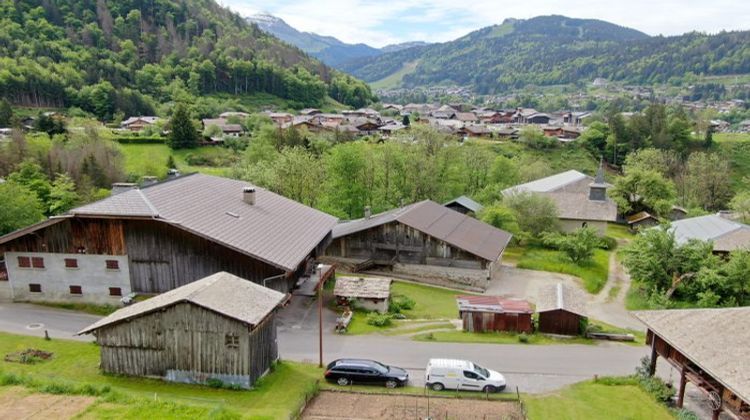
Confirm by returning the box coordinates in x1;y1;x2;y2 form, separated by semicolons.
391;263;489;291
6;252;131;305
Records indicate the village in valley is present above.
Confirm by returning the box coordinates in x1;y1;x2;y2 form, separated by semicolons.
1;2;750;420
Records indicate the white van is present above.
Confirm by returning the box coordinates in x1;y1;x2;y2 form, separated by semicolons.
424;358;506;392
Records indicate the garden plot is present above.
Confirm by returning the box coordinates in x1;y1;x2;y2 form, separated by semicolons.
0;387;95;419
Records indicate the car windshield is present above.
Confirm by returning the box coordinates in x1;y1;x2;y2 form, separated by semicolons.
473;364;490;378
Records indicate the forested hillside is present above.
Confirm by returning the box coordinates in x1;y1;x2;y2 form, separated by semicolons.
0;0;374;118
342;15;750;93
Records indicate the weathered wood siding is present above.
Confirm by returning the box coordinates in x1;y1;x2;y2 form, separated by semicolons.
123;220;284;293
461;311;533;333
0;217;290;294
538;310;583;336
328;221;486;269
97;302;277;384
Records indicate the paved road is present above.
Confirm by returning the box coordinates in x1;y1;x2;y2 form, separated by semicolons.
0;301;647;394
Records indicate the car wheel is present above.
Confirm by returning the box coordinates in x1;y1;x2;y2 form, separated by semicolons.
385;379;398;388
483;385;497;393
431;382;444;391
337;377;349;386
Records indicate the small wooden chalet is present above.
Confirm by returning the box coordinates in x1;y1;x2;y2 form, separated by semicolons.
444;196;484;216
627;211;659;230
78;272;286;389
457;295;533;333
120;116;159;132
326;200;512;290
635;308;750;420
0;174;337;305
334;276;391;313
537;283;587;336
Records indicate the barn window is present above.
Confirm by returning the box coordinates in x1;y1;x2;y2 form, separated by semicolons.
29;283;42;293
64;258;78;268
109;287;122;297
105;260;119;270
31;257;45;269
17;256;31;268
69;285;82;295
225;333;240;349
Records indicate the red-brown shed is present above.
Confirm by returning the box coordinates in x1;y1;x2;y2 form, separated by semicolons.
537;283;587;336
457;295;533;333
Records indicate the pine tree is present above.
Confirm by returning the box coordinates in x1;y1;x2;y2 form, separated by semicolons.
168;103;199;149
0;99;12;127
402;114;410;127
166;155;177;169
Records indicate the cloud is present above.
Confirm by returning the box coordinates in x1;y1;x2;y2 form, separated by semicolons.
222;0;750;47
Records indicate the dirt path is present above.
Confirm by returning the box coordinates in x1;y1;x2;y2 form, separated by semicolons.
302;391;523;420
587;252;641;330
0;387;95;419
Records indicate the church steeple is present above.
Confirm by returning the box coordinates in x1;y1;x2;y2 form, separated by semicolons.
589;158;608;201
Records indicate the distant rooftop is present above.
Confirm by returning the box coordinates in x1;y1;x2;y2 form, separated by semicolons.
502;170;589;195
668;214;750;252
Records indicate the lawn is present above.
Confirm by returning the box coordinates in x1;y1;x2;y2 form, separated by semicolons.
0;332;322;419
412;330;593;346
605;223;635;241
343;279;466;335
118;143;234;178
516;247;610;294
525;380;674;420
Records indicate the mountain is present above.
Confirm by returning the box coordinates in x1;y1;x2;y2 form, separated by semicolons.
340;15;750;93
247;13;429;69
0;0;374;117
381;41;430;53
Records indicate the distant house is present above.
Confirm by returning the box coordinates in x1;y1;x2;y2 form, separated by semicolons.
592;78;609;87
627;211;660;230
78;272;286;389
526;113;551;125
201;118;243;138
536;283;587;336
457;295;533;333
462;124;492;138
493;126;519;140
121;116;160;132
325;200;512;290
219;111;250;119
299;108;321;116
0;174;337;304
502;166;617;235
665;214;750;253
454;112;478;123
444;196;484;215
334;276;391;313
268;112;293;125
513;109;550;124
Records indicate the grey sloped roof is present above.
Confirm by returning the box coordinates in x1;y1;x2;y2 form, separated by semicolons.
546;192;617;222
668;214;750;251
333;200;512;262
444;196;484;213
334;276;391;299
502;170;589;195
633;308;750;404
537;283;587;317
71;174;338;271
78;272;285;334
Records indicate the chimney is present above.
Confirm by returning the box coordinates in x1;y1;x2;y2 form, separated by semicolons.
364;206;371;219
243;187;256;205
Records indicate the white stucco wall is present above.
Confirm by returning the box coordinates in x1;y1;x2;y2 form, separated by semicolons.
6;252;131;305
353;298;389;314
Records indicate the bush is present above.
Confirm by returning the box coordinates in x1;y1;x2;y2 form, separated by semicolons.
640;376;675;403
366;312;392;327
593;376;639;386
518;332;529;343
206;378;225;388
184;148;236;167
388;295;415;314
598;236;618;250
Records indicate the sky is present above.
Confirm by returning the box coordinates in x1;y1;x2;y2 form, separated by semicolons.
220;0;750;48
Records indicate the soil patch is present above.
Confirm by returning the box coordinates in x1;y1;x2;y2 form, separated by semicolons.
4;349;54;364
0;386;95;419
302;390;524;420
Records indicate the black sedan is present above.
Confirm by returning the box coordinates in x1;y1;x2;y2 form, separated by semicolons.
324;359;409;388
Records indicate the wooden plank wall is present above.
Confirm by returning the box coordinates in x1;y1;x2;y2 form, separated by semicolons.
328;221;485;269
538;310;582;336
97;302;278;382
462;311;533;333
0;219;126;255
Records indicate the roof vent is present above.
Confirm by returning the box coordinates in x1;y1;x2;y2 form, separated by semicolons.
243;187;256;205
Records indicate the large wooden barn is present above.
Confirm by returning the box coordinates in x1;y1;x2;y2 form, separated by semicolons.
325;200;512;290
457;295;533;333
536;283;587;336
0;174;337;305
78;272;285;388
635;308;750;420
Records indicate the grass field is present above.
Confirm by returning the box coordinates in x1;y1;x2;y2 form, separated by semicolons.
516;247;610;294
0;332;321;419
525;380;674;420
344;280;466;335
118;143;233;178
605;223;635;241
412;330;593;346
370;60;420;90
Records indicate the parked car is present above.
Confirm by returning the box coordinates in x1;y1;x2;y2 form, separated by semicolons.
324;359;409;388
425;358;506;392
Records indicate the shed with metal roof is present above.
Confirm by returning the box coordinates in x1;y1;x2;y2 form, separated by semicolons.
457;295;533;333
537;283;587;336
78;272;285;389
